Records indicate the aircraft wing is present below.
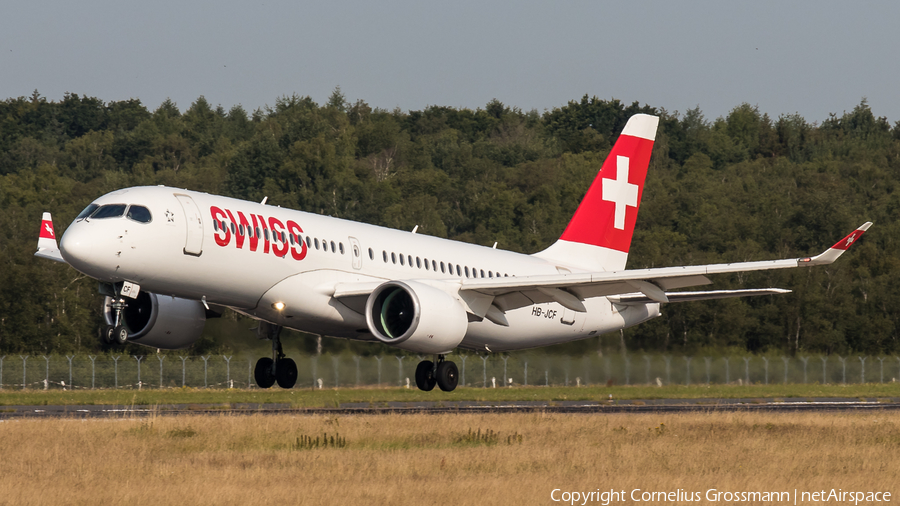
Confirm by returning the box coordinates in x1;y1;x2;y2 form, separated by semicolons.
457;222;871;313
35;212;67;264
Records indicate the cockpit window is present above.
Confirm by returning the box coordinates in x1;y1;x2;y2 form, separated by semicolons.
90;204;127;219
126;205;152;223
76;204;99;220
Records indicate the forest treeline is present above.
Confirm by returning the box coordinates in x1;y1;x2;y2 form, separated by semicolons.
1;89;898;356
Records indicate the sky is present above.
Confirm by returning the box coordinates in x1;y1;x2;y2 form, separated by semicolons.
2;1;898;124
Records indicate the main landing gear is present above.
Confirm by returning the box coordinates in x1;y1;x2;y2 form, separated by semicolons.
254;324;298;389
415;355;459;392
102;296;129;346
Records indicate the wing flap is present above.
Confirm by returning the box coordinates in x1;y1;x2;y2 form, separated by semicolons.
610;288;791;305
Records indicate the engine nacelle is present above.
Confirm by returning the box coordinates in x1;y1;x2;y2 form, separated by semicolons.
103;292;206;349
365;280;468;354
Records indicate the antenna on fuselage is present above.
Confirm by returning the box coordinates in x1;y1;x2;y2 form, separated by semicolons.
411;225;418;234
492;242;497;249
260;196;268;205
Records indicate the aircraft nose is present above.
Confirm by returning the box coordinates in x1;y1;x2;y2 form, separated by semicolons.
59;225;95;272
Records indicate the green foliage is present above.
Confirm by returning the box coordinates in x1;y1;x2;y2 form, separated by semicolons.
0;92;895;356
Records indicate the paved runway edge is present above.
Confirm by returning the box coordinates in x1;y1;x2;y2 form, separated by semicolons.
4;398;900;418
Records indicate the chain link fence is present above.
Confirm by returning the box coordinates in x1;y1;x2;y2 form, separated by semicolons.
0;353;898;390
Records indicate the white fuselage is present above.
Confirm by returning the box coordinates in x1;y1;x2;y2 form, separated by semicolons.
59;186;659;352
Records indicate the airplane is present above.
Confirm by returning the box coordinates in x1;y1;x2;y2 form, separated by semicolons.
35;113;871;392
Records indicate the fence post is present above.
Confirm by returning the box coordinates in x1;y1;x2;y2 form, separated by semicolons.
583;356;591;385
762;357;769;385
396;356;404;386
743;357;750;384
66;355;75;388
89;356;96;389
249;358;253;388
134;356;144;389
0;355;4;389
41;356;50;390
180;356;188;387
201;356;211;388
723;357;730;384
158;355;165;388
353;356;360;387
20;356;28;390
502;355;509;386
523;359;527;386
781;357;789;384
859;356;867;384
460;355;466;387
821;356;828;384
838;356;846;384
683;356;692;386
877;357;885;384
112;356;121;389
624;355;631;385
800;356;809;384
704;357;711;385
332;356;340;388
311;356;318;388
481;355;488;388
644;355;651;384
223;356;232;388
375;356;382;386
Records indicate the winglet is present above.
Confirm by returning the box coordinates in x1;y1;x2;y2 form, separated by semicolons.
802;222;872;266
35;212;66;263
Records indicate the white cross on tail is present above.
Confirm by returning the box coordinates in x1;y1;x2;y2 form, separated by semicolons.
602;156;639;230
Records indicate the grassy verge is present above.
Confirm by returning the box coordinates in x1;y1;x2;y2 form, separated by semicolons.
0;383;898;407
0;411;897;505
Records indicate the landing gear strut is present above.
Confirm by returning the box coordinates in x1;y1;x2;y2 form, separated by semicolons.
415;355;458;392
102;295;129;346
254;324;297;389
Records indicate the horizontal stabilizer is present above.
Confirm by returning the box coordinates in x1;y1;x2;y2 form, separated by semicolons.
610;288;791;305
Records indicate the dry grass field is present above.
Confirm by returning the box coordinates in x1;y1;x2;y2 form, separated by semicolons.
0;411;897;505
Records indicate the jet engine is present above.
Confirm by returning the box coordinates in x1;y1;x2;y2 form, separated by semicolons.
365;280;468;354
102;291;206;349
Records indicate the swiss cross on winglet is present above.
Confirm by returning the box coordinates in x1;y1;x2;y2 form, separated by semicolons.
803;222;873;266
41;220;55;239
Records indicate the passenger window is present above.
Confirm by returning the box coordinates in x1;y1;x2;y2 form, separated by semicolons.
314;238;320;250
126;205;152;223
264;229;270;241
489;271;493;278
465;266;470;278
416;257;421;269
306;236;311;248
440;262;445;273
369;248;374;260
331;241;336;253
391;252;397;264
456;265;461;277
340;243;346;255
407;255;413;267
91;204;127;219
383;251;388;262
400;254;405;266
432;260;437;271
480;269;485;278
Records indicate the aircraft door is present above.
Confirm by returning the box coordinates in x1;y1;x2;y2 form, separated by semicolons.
349;237;362;270
175;194;204;256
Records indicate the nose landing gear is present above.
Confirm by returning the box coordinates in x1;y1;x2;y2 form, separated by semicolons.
254;323;297;389
102;297;129;345
415;355;458;392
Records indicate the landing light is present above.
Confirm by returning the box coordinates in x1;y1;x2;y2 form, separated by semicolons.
273;302;285;311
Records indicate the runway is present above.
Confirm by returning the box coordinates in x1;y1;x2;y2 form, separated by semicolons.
3;398;900;418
